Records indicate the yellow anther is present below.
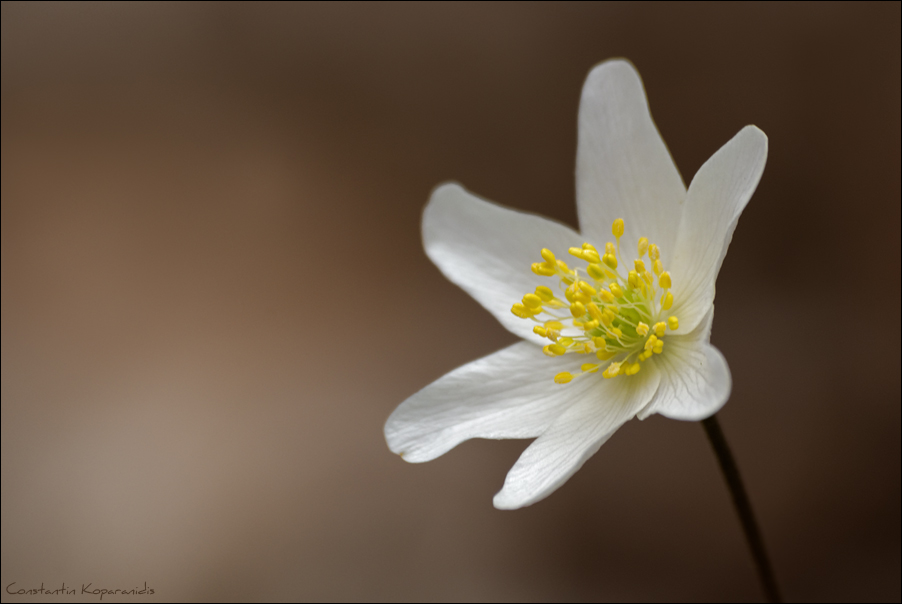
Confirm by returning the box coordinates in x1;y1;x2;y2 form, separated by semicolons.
609;283;624;298
587;302;604;321
636;322;649;336
535;286;555;301
581;363;600;373
546;330;560;341
545;320;564;330
603;362;622;379
543;344;566;356
638;237;649;257
582;242;597;251
653;322;666;337
568;247;586;259
644;335;658;351
570;302;586;318
602;253;617;269
554;372;573;384
611;327;623;338
604;304;620;315
579;281;596;295
667;316;679;330
599;310;613;327
511;303;531;318
587;264;606;280
522;293;543;309
648;244;660;261
533;326;547;337
581;319;599;331
604;242;615;255
596;349;616;361
573;291;591;305
643;270;654;285
598;288;615;303
541;248;556;263
638;350;651;361
583;249;601;263
653;259;664;275
558;337;574;346
612;218;624;238
532;263;555;276
556;260;571;273
653;340;664;354
626;362;641;376
659;271;672;289
564;286;575;303
628;270;640;289
634;259;646;273
661;291;673;310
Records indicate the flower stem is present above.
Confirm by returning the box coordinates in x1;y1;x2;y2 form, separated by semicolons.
702;415;782;603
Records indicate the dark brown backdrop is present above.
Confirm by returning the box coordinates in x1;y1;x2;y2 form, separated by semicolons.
2;2;900;602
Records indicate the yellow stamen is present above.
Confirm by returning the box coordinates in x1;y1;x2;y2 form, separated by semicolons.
661;291;673;310
653;322;666;337
535;286;554;301
587;302;604;321
638;237;649;257
659;271;672;289
511;303;531;318
667;316;679;330
532;262;555;276
603;362;621;379
653;259;663;276
540;248;556;263
522;293;543;309
628;270;640;289
587;264;606;280
636;322;649;336
570;302;586;318
609;283;624;298
554;372;573;384
543;344;566;356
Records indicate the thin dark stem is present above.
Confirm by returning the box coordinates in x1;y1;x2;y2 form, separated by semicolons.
702;415;782;603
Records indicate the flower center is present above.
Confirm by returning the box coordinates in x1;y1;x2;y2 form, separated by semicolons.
512;218;680;384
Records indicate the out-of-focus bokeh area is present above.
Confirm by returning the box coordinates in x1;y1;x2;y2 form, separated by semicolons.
2;2;900;601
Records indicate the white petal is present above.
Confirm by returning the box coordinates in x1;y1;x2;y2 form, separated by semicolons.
385;341;593;463
669;126;767;333
638;309;732;421
576;60;686;251
493;363;662;509
423;183;582;344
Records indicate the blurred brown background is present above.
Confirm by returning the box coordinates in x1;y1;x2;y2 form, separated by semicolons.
2;2;899;602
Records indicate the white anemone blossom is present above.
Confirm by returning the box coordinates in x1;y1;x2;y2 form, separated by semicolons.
385;60;767;510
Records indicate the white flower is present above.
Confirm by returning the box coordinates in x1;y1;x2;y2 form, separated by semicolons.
384;59;767;510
